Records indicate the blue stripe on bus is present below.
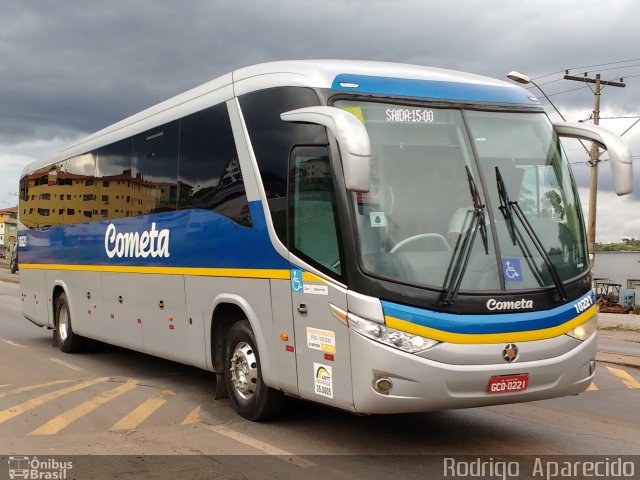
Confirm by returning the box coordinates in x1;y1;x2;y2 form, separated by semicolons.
331;74;538;105
20;201;289;270
381;291;594;335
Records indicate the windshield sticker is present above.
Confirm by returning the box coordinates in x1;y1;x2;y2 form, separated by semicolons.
370;212;387;228
314;363;334;398
502;258;523;282
307;327;336;354
385;108;434;123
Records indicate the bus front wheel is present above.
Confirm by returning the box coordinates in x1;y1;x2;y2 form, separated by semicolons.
55;292;86;353
223;320;284;421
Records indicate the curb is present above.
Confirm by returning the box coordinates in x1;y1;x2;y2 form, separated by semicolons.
596;351;640;370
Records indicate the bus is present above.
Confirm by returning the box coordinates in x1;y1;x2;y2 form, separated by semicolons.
18;60;632;421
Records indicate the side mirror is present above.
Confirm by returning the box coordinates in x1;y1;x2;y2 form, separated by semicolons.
281;106;371;192
553;122;633;195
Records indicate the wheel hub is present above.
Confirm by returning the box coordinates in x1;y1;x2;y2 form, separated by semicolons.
229;341;258;400
58;305;69;342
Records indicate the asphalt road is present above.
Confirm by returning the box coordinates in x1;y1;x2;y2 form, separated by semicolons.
0;280;639;479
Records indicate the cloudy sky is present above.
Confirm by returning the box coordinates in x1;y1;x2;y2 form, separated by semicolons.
2;0;639;242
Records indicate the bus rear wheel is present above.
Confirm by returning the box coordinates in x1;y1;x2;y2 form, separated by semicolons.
224;320;284;421
55;292;86;353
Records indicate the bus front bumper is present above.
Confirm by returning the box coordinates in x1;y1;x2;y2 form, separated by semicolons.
349;329;596;415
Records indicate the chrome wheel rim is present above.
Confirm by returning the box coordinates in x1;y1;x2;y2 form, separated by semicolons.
229;341;257;400
58;304;69;342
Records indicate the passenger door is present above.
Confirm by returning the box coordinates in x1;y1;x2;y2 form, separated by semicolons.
288;146;354;412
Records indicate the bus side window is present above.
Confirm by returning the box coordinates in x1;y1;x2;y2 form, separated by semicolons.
132;120;180;214
177;103;252;227
288;146;343;277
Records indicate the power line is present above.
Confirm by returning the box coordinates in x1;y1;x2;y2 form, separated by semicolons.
532;58;640;80
546;85;591;97
571;63;640;77
598;116;640;119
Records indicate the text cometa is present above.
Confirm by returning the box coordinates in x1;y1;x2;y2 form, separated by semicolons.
104;222;170;258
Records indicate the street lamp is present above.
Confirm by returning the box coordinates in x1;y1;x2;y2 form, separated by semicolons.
507;71;567;121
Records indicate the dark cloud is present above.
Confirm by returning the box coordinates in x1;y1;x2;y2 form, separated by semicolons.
3;0;640;143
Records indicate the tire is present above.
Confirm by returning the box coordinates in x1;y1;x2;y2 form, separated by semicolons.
55;292;86;353
224;320;284;421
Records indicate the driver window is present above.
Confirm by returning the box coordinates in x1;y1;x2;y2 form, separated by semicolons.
289;146;343;277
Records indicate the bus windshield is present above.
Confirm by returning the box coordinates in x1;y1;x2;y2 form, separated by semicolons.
335;100;588;293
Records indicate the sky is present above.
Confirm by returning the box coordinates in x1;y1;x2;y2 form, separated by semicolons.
1;0;639;242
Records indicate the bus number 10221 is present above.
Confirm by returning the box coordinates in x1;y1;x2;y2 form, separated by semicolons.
573;296;593;314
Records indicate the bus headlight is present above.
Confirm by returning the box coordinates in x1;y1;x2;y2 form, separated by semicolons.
566;316;597;341
348;314;438;353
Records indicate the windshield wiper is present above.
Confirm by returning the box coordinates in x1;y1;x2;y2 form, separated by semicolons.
439;167;488;306
495;167;567;301
466;166;489;255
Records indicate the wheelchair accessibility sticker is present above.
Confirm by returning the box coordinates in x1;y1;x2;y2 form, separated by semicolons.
291;268;305;292
501;258;523;282
291;268;328;295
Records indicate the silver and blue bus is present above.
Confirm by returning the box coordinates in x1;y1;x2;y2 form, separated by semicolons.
18;60;632;420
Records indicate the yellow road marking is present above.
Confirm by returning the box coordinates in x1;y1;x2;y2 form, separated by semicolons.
111;396;167;431
31;379;138;435
606;367;640;389
0;377;108;424
586;382;598;391
181;405;201;425
0;384;10;388
0;379;73;400
205;424;316;468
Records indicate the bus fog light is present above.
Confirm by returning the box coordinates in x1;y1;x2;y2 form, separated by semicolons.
348;313;438;353
589;360;596;375
374;377;393;393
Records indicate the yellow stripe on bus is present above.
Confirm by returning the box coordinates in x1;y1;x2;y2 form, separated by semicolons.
20;263;290;280
385;306;596;344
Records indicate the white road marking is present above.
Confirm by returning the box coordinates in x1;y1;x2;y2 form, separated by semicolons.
206;424;316;468
0;338;24;348
48;357;84;372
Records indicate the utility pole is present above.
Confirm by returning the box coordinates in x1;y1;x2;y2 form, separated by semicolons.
563;73;625;278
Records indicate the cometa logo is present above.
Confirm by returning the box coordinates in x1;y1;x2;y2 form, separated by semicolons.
104;222;170;259
486;298;533;311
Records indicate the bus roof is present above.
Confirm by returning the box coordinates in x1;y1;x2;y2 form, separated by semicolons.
22;60;538;176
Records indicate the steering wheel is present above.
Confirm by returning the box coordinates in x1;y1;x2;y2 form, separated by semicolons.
390;233;451;253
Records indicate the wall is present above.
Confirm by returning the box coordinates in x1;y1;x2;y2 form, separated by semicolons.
593;251;640;305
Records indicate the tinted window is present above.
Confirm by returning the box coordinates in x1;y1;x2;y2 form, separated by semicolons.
96;139;132;220
65;154;96;224
289;147;342;277
20;165;67;228
239;87;326;242
178;104;251;227
133;120;179;214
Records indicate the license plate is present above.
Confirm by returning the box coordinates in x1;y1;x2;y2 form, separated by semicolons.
487;374;529;394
